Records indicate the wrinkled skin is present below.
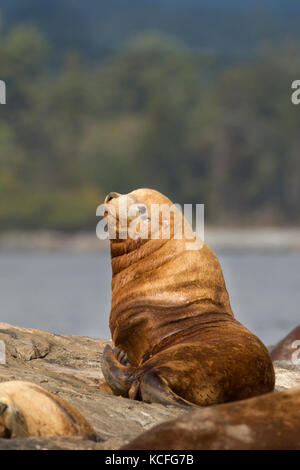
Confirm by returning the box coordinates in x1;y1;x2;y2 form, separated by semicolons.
101;188;275;407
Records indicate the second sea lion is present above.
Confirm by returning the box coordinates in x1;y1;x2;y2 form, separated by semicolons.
0;380;97;439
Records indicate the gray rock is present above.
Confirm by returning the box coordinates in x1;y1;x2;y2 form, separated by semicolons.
0;323;183;450
0;323;299;449
274;361;300;392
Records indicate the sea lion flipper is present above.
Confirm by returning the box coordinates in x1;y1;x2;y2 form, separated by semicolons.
140;371;195;409
101;344;134;397
114;347;130;366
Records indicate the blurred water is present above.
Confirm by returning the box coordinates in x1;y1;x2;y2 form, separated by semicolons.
0;251;299;346
0;252;112;339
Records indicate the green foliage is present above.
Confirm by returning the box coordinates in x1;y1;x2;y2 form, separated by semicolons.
1;24;300;230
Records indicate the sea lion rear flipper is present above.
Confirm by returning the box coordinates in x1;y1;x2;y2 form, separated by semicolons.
101;344;134;397
140;371;195;409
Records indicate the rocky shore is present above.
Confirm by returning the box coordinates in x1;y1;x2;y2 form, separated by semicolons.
1;228;300;253
0;323;299;450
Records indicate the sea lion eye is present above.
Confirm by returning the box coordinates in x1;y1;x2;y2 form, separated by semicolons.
138;205;146;214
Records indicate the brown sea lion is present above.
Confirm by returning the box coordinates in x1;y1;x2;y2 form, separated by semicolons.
101;188;275;407
0;381;97;439
270;326;300;362
122;386;300;450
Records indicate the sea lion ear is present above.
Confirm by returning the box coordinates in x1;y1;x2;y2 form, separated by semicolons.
0;402;8;416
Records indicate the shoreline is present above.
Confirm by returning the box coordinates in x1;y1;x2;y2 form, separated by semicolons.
1;228;300;253
0;322;299;449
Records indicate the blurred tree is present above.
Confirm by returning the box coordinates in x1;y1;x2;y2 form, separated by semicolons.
1;24;300;230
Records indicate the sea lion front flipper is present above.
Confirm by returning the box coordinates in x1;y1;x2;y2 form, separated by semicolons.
101;344;135;397
139;371;195;409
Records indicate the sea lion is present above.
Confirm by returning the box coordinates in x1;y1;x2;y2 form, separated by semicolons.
0;381;97;439
101;188;275;407
270;326;300;362
122;386;300;450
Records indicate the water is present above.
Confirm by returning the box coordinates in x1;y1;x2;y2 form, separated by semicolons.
0;251;299;346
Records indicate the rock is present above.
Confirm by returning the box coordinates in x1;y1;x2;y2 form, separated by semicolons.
270;326;300;362
0;323;183;450
0;436;104;450
0;323;300;450
273;361;300;391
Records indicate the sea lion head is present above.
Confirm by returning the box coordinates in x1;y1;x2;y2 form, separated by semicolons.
0;396;28;438
103;188;197;266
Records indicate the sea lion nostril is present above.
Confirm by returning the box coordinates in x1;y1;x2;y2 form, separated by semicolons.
105;192;119;203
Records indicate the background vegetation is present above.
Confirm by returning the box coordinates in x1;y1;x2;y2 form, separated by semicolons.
1;0;300;230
